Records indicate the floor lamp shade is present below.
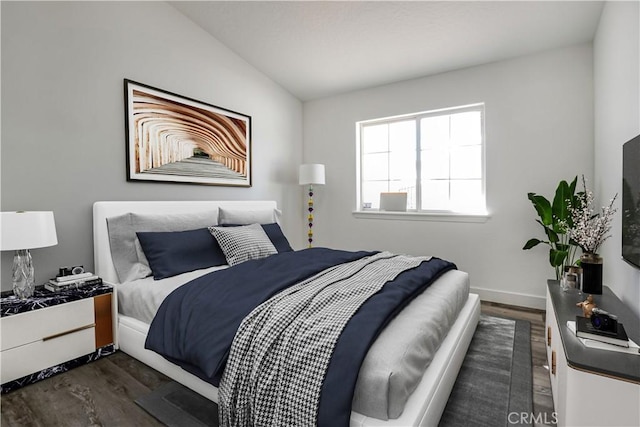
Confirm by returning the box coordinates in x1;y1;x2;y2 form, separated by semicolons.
299;164;325;185
0;211;58;299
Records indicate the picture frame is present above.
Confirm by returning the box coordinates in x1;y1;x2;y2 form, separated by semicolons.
124;79;251;187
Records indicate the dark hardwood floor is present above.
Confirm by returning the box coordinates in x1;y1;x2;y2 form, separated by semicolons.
1;301;553;426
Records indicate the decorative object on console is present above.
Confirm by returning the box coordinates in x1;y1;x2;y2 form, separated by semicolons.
580;252;604;294
299;163;325;248
575;314;630;348
561;265;582;292
124;79;251;187
576;294;596;318
0;211;58;299
567;176;618;294
523;176;581;280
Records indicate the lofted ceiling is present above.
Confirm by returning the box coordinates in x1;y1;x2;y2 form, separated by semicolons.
171;1;605;101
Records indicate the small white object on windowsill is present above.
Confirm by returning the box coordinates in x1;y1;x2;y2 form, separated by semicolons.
566;321;640;355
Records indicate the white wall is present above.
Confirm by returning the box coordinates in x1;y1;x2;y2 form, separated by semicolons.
594;1;640;317
0;2;303;291
303;44;594;309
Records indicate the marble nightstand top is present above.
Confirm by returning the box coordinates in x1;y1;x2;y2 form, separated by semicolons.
0;282;112;317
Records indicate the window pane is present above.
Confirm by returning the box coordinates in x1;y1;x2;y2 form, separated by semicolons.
450;145;481;179
421;148;449;179
422;180;449;210
450;112;481;146
361;181;389;209
389;120;416;181
450;179;483;211
390;181;417;210
362;152;388;180
362;124;388;153
390;150;415;181
420;116;449;149
389;121;416;152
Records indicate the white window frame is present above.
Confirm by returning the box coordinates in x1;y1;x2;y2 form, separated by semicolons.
355;103;489;222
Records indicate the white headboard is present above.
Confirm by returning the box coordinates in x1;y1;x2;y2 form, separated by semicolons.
93;200;277;284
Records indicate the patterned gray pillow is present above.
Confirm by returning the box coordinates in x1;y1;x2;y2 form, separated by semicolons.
208;223;277;266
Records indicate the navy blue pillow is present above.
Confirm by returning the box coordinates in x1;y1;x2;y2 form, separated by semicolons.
261;223;293;253
136;228;227;280
221;223;293;253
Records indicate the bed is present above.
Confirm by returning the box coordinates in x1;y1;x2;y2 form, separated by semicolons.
93;200;480;426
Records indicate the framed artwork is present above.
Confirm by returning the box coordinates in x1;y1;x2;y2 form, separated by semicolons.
124;79;251;187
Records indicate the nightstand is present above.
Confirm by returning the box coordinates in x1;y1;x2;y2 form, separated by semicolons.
0;282;115;393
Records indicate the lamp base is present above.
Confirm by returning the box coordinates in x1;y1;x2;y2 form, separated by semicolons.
13;249;35;299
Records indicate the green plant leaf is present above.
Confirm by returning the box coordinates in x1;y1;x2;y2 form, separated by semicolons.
566;176;579;227
528;193;552;225
523;238;544;250
549;248;568;267
536;220;559;243
552;180;571;222
568;176;577;199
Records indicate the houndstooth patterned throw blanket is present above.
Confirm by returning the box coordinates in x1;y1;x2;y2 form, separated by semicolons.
218;251;430;427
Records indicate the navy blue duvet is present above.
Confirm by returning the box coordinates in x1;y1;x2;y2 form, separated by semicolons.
145;247;456;426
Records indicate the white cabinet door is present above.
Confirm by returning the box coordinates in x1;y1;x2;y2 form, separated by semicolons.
0;298;96;383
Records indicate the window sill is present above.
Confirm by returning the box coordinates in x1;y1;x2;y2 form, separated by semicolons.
352;210;490;223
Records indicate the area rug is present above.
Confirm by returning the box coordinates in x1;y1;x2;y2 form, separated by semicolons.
136;315;531;427
439;315;532;427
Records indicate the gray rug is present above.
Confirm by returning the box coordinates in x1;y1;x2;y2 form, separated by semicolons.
439;315;532;427
136;315;531;427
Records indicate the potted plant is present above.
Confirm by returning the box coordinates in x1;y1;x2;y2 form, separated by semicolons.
523;176;581;280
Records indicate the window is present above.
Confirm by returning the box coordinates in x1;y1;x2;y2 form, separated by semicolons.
357;103;486;215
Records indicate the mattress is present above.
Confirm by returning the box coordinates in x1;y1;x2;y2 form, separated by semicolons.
117;265;469;420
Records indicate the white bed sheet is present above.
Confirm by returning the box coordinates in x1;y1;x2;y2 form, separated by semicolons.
116;264;469;420
117;266;227;324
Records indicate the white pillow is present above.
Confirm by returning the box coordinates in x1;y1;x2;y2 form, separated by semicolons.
208;224;277;266
218;207;282;225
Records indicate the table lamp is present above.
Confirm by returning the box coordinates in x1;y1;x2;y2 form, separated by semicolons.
0;211;58;299
299;164;325;248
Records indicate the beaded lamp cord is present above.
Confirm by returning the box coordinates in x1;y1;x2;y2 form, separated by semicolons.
307;185;314;247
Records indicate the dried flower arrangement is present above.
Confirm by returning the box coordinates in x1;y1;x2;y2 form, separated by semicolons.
568;176;618;255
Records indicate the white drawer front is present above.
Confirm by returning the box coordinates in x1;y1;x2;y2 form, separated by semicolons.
1;299;94;351
1;327;95;383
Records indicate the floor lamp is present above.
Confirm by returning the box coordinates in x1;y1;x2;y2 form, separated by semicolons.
299;164;325;248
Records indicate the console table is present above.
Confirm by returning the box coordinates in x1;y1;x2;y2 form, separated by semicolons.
546;281;640;426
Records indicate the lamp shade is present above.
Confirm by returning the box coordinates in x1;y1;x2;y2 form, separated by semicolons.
0;211;58;251
299;164;325;185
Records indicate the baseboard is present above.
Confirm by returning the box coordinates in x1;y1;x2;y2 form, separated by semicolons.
470;286;546;310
